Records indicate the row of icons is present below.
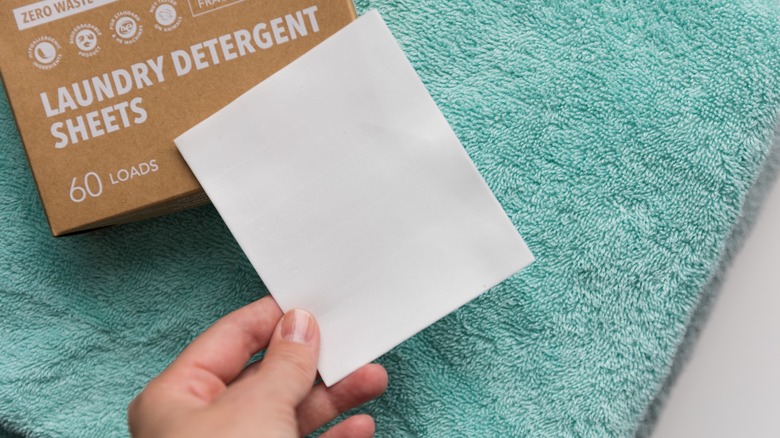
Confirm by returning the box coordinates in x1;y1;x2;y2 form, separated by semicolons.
29;2;182;70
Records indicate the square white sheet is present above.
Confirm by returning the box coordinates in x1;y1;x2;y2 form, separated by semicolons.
176;10;534;385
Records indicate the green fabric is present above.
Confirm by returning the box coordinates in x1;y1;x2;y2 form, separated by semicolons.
2;0;780;436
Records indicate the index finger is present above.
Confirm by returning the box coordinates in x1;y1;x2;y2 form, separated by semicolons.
157;295;283;402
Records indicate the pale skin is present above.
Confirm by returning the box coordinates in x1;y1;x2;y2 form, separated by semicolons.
128;296;388;437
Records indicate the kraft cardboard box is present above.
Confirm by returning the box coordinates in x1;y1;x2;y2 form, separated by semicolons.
0;0;356;236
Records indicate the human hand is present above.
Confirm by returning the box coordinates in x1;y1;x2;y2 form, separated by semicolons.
128;296;388;437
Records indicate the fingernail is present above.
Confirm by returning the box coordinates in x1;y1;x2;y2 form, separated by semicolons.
281;309;314;344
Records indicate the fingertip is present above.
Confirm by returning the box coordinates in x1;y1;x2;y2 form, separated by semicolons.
254;295;284;315
321;415;376;438
351;414;376;437
279;309;319;345
228;308;320;407
361;364;388;397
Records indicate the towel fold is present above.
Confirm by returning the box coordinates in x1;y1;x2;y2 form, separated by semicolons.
1;0;779;436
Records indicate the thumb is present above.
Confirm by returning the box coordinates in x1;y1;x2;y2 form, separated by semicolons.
244;309;320;407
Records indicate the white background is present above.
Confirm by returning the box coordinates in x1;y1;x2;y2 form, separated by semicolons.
653;154;780;436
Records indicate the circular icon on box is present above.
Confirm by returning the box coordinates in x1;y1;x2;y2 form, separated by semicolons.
34;41;57;63
156;5;176;25
110;11;143;44
116;17;137;38
151;1;182;32
28;36;62;70
70;24;102;57
76;29;98;51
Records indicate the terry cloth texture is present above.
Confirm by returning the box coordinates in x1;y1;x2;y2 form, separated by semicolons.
2;0;780;436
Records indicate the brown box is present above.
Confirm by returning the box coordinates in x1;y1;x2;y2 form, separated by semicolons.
0;0;356;236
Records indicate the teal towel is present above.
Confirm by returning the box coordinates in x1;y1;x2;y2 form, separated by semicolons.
2;1;780;436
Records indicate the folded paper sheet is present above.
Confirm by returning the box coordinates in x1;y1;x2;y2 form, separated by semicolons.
176;10;534;385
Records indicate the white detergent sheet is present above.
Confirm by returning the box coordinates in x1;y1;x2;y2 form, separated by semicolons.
175;10;535;386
